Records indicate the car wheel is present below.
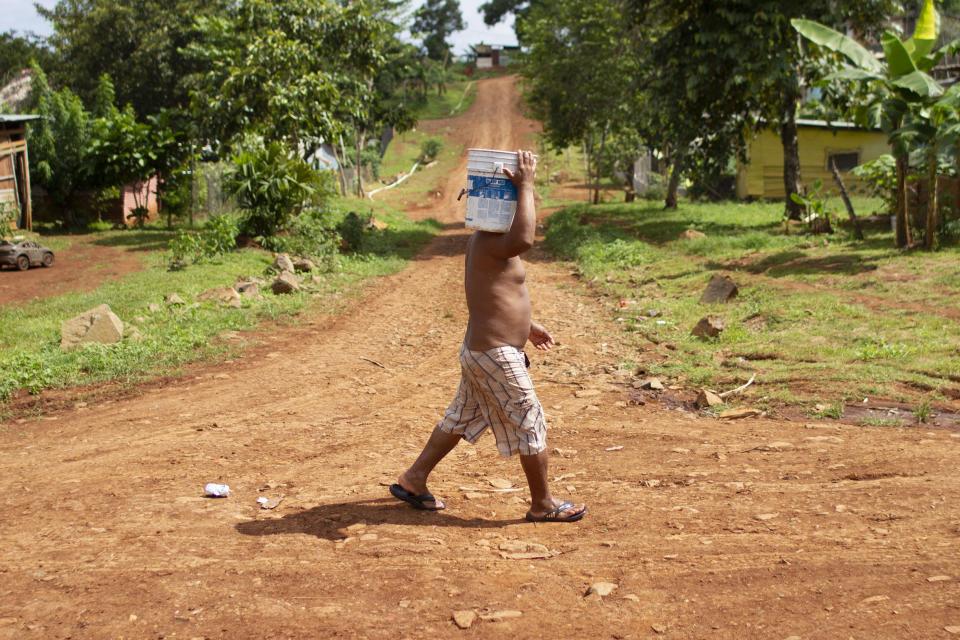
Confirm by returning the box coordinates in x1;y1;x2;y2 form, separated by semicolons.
16;255;30;271
42;252;54;267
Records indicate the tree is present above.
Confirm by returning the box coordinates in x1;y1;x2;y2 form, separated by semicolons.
39;0;228;118
187;0;387;157
26;63;95;226
627;0;896;218
412;0;465;65
793;0;951;248
522;0;639;204
0;31;55;85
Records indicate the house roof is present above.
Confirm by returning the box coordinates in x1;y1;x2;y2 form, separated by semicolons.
796;118;880;132
0;114;41;124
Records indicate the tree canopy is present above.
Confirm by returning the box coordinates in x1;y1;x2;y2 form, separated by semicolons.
411;0;465;63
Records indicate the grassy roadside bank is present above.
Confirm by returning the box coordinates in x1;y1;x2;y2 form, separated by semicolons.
544;199;960;419
0;204;439;416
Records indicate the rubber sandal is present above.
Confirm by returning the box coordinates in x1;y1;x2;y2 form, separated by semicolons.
390;483;444;511
525;501;587;523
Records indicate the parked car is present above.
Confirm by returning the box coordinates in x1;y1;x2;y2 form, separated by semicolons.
0;239;55;270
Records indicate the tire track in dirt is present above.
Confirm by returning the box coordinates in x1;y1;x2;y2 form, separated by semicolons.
0;77;958;639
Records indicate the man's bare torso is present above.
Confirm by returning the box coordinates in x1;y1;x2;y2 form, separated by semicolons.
463;231;531;351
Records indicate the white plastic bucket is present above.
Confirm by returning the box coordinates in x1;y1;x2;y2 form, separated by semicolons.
464;148;519;233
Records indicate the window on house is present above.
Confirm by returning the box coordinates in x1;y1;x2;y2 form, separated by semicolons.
827;151;860;172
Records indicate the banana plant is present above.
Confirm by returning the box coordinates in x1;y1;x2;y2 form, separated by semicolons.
792;0;954;248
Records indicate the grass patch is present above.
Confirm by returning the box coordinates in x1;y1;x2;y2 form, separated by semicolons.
0;204;438;410
414;79;476;121
544;199;960;408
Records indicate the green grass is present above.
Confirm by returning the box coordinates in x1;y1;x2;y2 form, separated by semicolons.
545;199;960;409
414;79;476;121
0;206;439;411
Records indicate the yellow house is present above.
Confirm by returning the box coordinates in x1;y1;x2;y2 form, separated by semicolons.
736;119;890;199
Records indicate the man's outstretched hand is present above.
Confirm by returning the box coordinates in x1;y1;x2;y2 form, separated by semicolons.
529;321;554;351
503;150;537;190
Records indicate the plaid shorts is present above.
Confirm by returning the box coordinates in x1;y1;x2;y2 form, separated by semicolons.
437;344;547;457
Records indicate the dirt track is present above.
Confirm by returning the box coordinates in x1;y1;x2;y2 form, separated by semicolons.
1;76;959;639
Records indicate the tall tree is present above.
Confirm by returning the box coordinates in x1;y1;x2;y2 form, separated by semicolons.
39;0;228;117
186;0;387;155
522;0;639;204
0;31;55;85
627;0;896;215
412;0;465;64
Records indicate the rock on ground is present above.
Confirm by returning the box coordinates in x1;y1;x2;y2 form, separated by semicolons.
692;316;725;338
61;304;125;350
699;274;739;304
452;610;476;629
272;253;295;273
272;272;301;295
680;229;706;240
164;293;185;306
293;258;315;273
198;286;242;308
696;389;724;408
586;582;618;597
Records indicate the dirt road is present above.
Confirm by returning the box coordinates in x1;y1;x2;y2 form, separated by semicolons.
1;77;958;639
0;235;145;306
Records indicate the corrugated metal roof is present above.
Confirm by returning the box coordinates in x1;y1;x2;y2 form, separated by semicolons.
0;114;41;123
796;118;880;132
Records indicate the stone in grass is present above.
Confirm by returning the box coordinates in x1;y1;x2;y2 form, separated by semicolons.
272;272;301;295
633;378;664;391
699;274;739;304
198;286;242;309
696;389;724;409
235;281;262;299
272;253;295;273
164;293;186;306
680;229;706;240
61;304;124;351
293;258;316;273
147;303;161;313
586;582;618;597
692;316;725;338
452;610;476;629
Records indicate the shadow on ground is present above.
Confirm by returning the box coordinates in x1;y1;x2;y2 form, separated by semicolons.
91;230;175;252
235;497;524;540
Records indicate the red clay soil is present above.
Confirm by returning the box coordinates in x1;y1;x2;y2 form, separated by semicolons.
0;236;145;306
1;77;959;639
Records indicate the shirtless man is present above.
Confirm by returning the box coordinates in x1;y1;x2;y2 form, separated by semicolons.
390;149;587;523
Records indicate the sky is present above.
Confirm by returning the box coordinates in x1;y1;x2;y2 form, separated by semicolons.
1;0;518;55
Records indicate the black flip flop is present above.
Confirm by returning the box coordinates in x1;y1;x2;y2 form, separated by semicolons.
390;483;444;511
525;501;587;523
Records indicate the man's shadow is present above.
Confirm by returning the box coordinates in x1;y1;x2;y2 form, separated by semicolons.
235;498;526;540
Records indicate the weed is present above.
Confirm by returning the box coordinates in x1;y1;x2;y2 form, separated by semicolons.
859;417;903;427
914;398;933;424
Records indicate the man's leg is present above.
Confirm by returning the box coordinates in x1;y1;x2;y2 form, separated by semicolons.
396;427;462;510
520;449;586;519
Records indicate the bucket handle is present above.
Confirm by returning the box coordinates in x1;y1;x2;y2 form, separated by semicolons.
457;188;467;201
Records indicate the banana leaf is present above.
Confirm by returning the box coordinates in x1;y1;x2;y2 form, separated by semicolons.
905;0;940;60
891;70;944;98
791;19;883;73
882;31;918;78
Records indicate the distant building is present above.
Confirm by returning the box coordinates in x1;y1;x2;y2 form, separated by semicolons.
736;119;889;200
470;43;521;70
0;114;41;231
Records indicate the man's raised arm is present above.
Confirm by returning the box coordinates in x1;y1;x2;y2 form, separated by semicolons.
486;150;537;259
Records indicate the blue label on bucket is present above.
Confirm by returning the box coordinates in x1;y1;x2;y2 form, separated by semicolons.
467;175;517;202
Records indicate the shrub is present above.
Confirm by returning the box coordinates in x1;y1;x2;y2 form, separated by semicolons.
168;213;239;269
260;207;341;265
852;154;895;215
227;139;328;238
419;138;442;163
337;211;369;252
